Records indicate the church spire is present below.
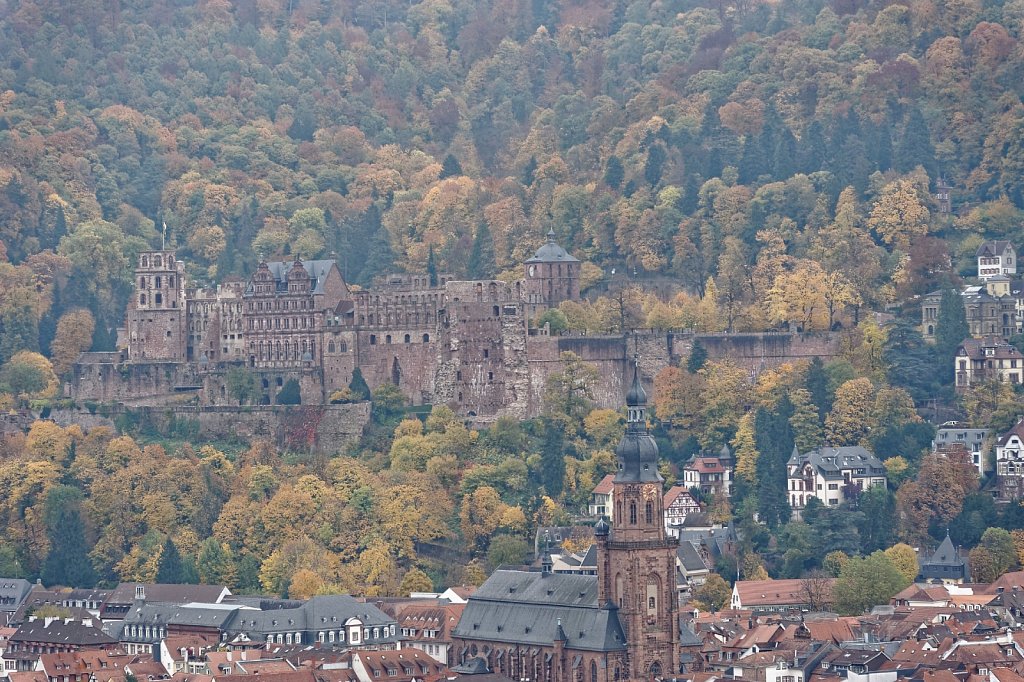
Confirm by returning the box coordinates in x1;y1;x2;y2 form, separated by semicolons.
614;355;661;483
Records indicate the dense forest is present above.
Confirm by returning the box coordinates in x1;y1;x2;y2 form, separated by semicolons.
3;0;1024;600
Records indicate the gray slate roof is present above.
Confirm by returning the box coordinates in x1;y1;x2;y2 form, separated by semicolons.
977;240;1014;257
453;570;626;652
119;595;397;644
525;231;579;264
249;260;338;295
12;618;117;646
0;579;32;613
788;446;886;479
676;542;709;574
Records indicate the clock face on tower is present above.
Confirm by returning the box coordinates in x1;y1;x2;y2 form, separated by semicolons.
528;265;536;277
642;484;658;501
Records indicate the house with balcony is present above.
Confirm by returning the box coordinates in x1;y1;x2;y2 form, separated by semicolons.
786;446;887;512
955;336;1024;390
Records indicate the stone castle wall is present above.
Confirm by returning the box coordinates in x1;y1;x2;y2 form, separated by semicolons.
70;332;843;420
49;403;370;454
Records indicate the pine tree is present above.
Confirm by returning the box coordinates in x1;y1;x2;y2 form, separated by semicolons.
539;418;566;498
896;106;936;175
755;397;795;528
356;222;394;287
603;155;624;189
439;154;463;179
687;339;708;373
798;121;827;173
349;367;371;400
467;224;497;279
156;537;186;584
805;357;830;423
773;128;798;180
41;507;97;588
738;136;765;185
644;144;666;186
427;245;438;287
521;156;538;187
935;288;969;384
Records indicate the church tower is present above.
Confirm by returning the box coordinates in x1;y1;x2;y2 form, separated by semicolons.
596;358;680;680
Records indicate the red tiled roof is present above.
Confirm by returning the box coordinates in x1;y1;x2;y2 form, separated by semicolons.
687;458;724;474
592;474;615;495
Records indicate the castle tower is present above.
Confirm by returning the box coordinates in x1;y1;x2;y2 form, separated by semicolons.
596;359;680;680
126;251;186;361
524;229;580;323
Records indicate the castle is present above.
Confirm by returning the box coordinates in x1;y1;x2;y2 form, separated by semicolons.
70;234;844;421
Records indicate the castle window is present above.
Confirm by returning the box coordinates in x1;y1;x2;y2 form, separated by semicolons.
370;335;376;345
328;341;335;354
488;372;493;382
169;276;174;286
629;502;637;524
493;306;500;317
404;334;410;343
155;276;161;288
423;334;429;342
483;349;489;358
591;661;597;682
646;501;653;524
140;294;146;305
386;335;392;344
139;278;145;290
155;293;162;305
154;256;162;267
340;342;347;353
142;256;149;267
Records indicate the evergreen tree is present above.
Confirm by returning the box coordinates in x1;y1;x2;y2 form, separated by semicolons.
277;378;301;405
687;339;708;373
427;245;438;287
805;357;830;423
539;418;566;498
349;367;371;400
873;122;894;173
0;306;40;363
896;106;936;175
41;506;96;588
603;155;624;189
287;100;317;141
156;537;186;584
935;288;969;383
798;121;827;173
644;144;666;186
857;484;897;552
439;154;463;179
356;222;394;287
755;397;795;528
773;128;798;179
467;224;497;279
738;136;765;185
883;320;937;401
521;156;538;187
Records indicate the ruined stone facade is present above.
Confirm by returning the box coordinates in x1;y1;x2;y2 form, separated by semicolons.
74;239;845;420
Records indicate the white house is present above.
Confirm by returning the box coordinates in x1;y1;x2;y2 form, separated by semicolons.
787;446;887;510
977;241;1017;281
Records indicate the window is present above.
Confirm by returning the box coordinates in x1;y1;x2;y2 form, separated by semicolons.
629;501;637;524
646;502;653;524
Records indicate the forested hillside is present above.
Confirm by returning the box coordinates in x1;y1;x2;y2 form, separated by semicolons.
3;0;1024;598
4;0;1024;347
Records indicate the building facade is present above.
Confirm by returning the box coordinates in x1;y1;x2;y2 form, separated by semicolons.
786;446;887;511
977;241;1017;281
955;336;1024;389
452;364;679;682
933;426;991;477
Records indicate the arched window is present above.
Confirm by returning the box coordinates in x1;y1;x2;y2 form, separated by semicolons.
154;256;162;267
340;341;348;353
141;256;149;267
404;334;411;343
155;276;161;288
649;662;662;678
591;661;598;682
386;335;392;344
629;502;637;524
646;501;653;524
422;334;429;343
328;341;335;354
139;294;146;305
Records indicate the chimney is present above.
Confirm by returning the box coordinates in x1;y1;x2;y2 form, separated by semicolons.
135;585;145;601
